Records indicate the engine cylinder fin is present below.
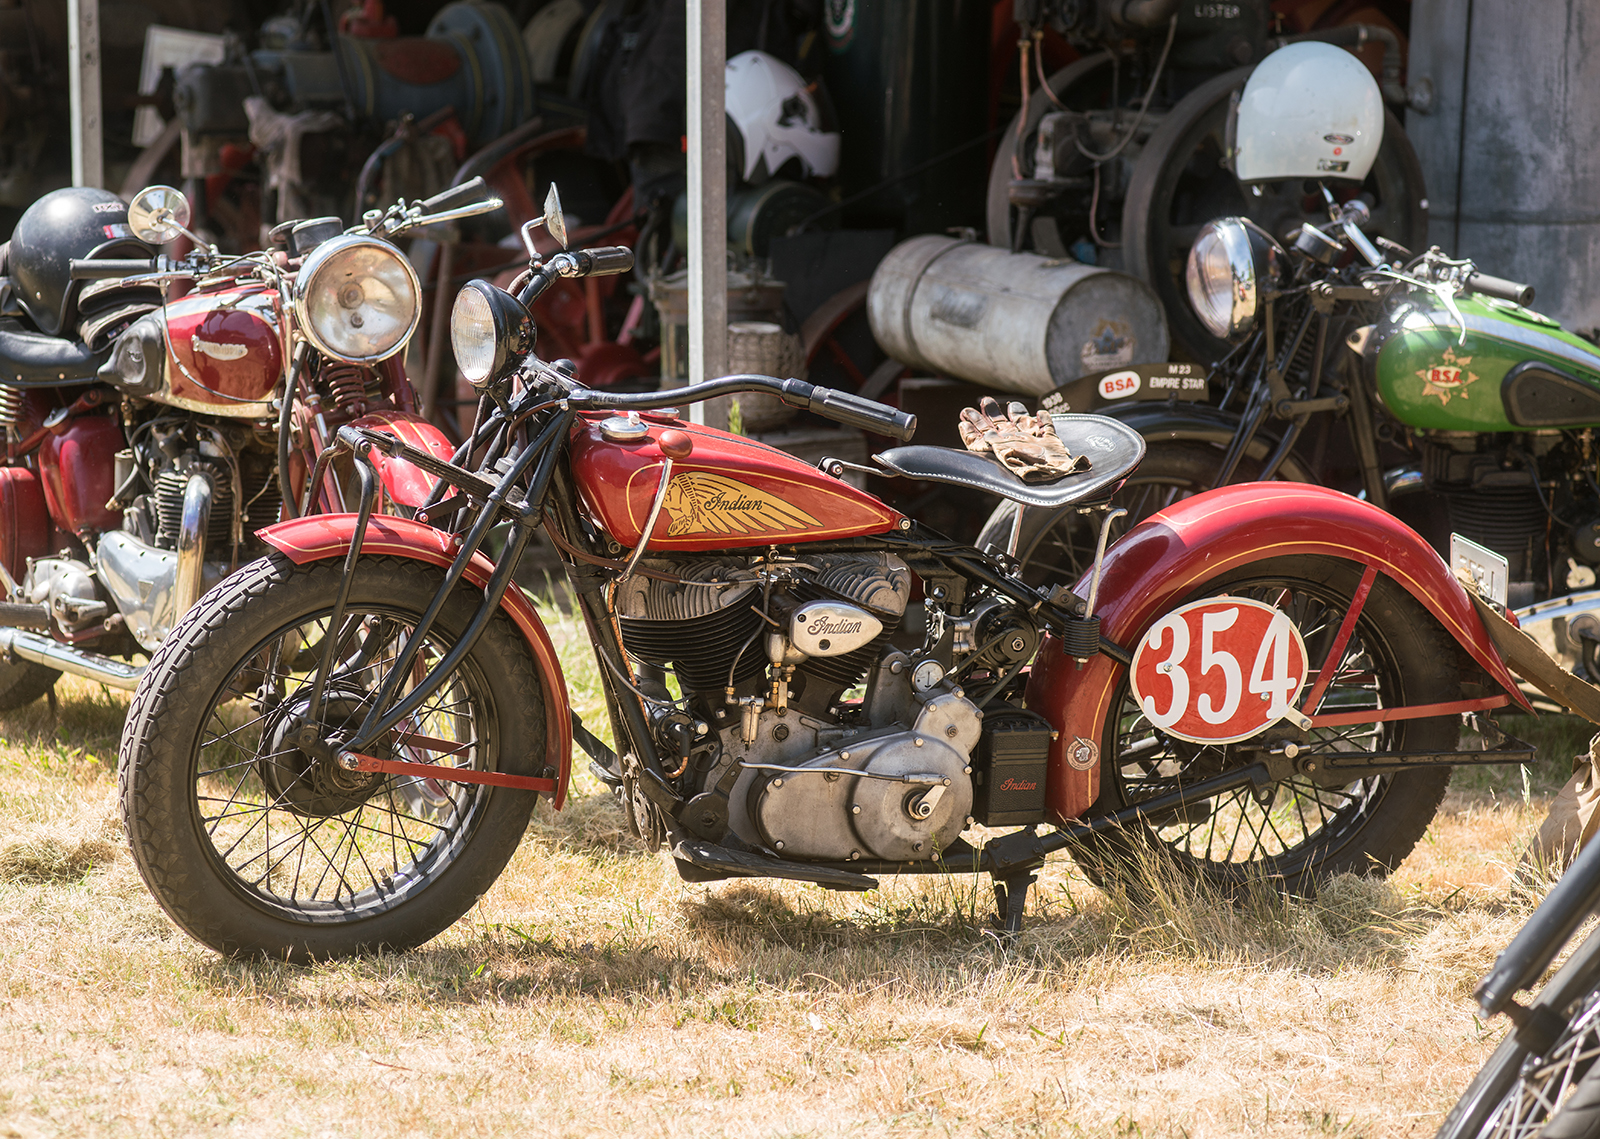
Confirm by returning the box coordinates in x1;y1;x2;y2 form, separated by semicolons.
154;468;233;548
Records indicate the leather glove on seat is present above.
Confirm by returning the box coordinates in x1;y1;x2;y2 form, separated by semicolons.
958;396;1090;483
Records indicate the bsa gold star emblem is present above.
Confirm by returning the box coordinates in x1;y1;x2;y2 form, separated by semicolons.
660;472;821;537
1418;347;1479;404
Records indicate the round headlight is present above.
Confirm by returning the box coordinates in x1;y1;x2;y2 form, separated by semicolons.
1185;218;1283;341
450;280;534;388
293;235;420;364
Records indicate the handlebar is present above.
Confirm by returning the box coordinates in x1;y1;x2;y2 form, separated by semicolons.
564;373;917;442
1466;271;1535;306
516;245;636;306
421;176;493;215
68;258;157;280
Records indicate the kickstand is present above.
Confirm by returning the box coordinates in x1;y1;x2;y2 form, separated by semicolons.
989;870;1039;941
44;685;58;729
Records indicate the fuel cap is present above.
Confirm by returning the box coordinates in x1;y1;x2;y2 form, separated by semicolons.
599;411;650;442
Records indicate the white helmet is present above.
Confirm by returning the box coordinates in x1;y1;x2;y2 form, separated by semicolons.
1234;41;1383;184
725;50;840;182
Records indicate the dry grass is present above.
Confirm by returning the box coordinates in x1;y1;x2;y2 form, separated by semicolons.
0;607;1587;1137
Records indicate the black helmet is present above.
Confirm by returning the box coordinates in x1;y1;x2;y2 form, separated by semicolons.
10;187;149;336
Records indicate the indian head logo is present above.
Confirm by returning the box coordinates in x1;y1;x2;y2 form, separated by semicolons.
660;472;821;537
1419;347;1480;405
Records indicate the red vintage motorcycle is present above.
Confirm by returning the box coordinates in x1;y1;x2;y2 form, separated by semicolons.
0;179;496;705
119;189;1549;962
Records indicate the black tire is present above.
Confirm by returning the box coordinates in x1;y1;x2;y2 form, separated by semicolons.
118;553;547;961
975;440;1273;589
0;659;59;710
1439;986;1600;1139
1069;554;1457;895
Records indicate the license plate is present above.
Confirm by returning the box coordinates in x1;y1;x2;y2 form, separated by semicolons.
1450;533;1508;608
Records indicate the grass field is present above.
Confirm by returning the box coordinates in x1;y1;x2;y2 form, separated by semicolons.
0;603;1592;1138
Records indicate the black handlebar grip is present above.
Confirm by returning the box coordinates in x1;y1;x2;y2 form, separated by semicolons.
807;386;917;442
68;258;156;280
1466;271;1535;306
580;246;635;276
421;176;492;215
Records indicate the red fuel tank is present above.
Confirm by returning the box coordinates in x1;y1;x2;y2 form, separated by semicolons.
568;414;902;549
158;285;283;418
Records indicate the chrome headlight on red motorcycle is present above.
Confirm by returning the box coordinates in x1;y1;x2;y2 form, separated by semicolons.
293;235;420;363
450;279;534;388
1186;218;1284;340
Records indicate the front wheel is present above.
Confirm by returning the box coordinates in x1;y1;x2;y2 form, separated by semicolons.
1438;983;1600;1139
119;554;548;961
1069;554;1461;896
975;440;1272;588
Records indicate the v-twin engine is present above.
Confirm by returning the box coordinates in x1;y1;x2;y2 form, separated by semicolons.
613;550;1047;863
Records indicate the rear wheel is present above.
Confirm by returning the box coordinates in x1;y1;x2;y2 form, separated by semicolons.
0;659;59;710
119;554;548;961
1069;554;1458;895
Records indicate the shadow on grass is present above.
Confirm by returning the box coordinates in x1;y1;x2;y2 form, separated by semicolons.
175;839;1482;1014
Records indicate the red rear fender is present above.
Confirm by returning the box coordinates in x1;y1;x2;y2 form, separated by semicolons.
257;513;573;807
1027;483;1528;824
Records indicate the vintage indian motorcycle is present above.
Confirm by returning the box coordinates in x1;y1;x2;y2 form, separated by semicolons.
0;178;497;705
118;188;1558;962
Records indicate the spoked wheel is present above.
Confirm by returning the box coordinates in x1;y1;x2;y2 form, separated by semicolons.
1441;985;1600;1139
973;440;1274;588
1069;554;1458;895
119;554;548;960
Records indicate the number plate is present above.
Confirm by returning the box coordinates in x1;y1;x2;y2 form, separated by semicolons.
1450;533;1508;608
1129;597;1310;744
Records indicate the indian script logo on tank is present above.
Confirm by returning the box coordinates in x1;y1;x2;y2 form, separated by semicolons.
661;472;821;537
1418;347;1480;405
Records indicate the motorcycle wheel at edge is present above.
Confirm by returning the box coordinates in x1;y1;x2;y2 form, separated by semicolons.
1069;554;1460;895
1439;983;1600;1139
118;554;548;961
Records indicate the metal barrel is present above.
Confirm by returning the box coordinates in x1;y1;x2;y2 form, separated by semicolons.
866;235;1170;398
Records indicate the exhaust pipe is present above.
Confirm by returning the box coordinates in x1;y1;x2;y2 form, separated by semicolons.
0;628;145;690
173;470;213;614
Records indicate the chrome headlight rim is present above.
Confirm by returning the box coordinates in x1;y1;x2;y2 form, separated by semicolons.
292;234;421;365
450;279;534;389
1186;217;1283;341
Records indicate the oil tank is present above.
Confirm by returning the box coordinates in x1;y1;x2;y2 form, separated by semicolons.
867;236;1170;397
1405;0;1600;331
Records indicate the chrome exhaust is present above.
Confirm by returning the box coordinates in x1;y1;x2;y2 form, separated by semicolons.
173;470;213;614
0;628;145;690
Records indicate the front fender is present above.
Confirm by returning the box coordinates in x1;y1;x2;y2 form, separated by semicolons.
346;411;455;508
257;513;573;809
1026;483;1528;824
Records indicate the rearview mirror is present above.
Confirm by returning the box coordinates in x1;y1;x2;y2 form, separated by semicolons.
543;184;567;249
127;185;192;245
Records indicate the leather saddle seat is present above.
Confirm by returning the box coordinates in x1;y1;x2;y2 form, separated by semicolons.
872;412;1147;509
0;241;161;387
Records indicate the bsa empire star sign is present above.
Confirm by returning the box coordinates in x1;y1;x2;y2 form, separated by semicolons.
1419;347;1480;404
